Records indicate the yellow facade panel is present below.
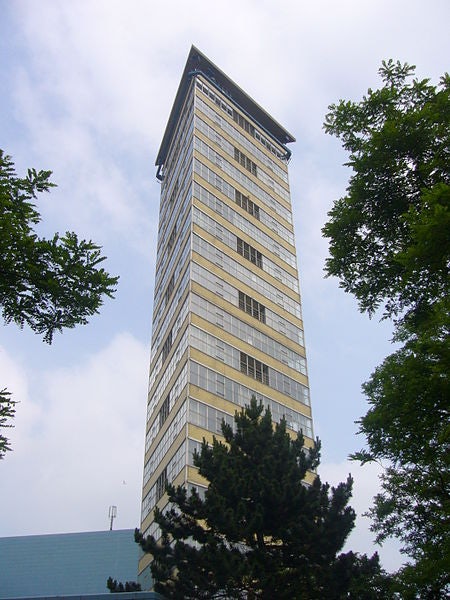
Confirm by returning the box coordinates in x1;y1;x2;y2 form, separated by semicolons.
194;76;289;173
194;128;291;213
191;225;300;304
192;197;298;280
191;280;306;356
191;251;303;328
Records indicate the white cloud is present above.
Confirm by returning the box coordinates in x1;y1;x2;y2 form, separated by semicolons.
0;346;39;453
0;334;148;536
1;0;447;578
320;460;405;572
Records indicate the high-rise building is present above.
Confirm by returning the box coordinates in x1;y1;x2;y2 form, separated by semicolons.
138;47;314;586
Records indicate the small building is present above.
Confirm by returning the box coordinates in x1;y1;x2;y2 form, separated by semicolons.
0;529;150;599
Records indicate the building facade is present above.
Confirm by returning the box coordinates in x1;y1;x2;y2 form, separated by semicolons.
139;47;314;585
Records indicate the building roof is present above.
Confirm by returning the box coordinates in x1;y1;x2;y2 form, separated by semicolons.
156;46;295;167
0;529;141;599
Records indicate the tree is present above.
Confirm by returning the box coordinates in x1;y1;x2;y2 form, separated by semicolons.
323;60;449;323
106;577;141;593
1;150;118;342
0;388;17;459
0;149;119;453
323;61;449;596
354;308;450;596
136;400;388;599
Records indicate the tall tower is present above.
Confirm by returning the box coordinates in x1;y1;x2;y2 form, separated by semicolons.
139;47;314;586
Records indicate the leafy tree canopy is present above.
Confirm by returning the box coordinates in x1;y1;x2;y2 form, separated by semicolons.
324;62;450;597
0;149;118;343
136;400;389;599
0;149;118;456
353;304;450;595
323;60;449;322
106;577;141;593
0;388;16;459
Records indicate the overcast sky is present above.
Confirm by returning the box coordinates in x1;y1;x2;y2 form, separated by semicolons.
1;0;448;573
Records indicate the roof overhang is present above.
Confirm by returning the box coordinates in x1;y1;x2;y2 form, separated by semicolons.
156;46;295;167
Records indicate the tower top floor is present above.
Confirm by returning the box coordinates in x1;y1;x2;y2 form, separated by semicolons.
156;45;296;168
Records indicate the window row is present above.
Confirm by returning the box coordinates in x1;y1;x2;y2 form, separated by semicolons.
151;298;189;387
155;290;189;363
195;79;288;162
143;400;187;486
161;92;194;192
155;204;190;298
235;189;260;219
189;360;311;427
190;293;305;372
196;96;289;184
240;352;269;384
146;361;188;432
191;262;304;345
153;236;189;323
148;328;188;406
193;181;296;268
192;234;301;319
164;274;174;306
194;158;294;239
141;440;186;520
159;395;170;427
233;110;255;136
234;147;257;176
142;478;207;541
162;330;172;362
152;265;189;353
157;160;192;264
155;469;167;503
190;325;308;403
195;119;289;202
159;117;193;226
239;291;266;323
193;207;299;292
194;138;292;220
237;237;263;268
189;398;234;435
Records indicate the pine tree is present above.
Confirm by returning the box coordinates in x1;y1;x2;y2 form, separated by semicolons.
136;399;388;599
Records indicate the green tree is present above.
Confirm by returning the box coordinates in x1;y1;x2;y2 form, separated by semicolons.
323;61;450;596
136;400;388;599
1;150;118;342
0;149;119;453
106;577;141;593
0;388;16;459
355;308;450;597
323;60;449;322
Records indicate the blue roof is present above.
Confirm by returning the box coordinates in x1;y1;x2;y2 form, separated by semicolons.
0;529;142;599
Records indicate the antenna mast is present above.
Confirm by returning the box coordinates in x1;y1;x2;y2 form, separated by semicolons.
108;505;117;530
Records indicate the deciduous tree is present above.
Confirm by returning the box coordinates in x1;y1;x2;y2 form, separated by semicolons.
0;149;118;454
0;388;16;459
323;60;449;322
323;61;450;596
0;149;118;342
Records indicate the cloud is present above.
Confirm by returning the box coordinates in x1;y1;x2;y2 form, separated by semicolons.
320;460;405;572
0;347;39;452
2;0;448;573
0;334;148;536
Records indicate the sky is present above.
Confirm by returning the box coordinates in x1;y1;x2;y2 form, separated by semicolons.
0;0;448;573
